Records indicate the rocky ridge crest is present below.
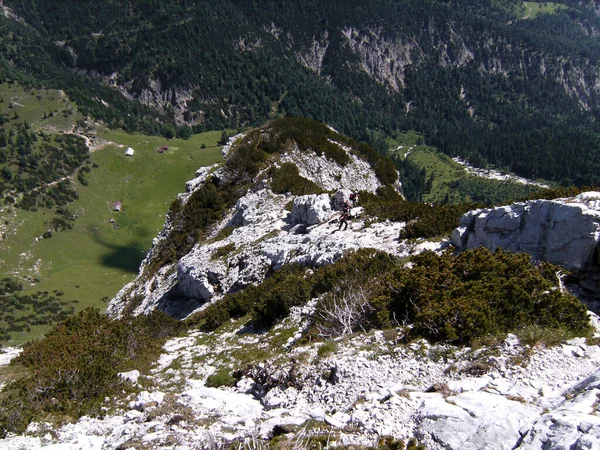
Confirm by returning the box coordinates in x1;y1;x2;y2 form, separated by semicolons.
107;132;421;319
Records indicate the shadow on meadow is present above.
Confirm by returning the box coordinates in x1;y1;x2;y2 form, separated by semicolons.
93;235;148;274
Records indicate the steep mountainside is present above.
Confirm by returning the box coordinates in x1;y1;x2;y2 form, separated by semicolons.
1;118;600;450
2;0;600;185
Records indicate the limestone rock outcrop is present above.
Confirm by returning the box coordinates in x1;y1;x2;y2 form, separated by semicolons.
107;134;410;319
290;194;333;225
452;192;600;293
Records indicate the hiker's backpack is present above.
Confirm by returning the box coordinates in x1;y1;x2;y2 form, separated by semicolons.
350;193;356;201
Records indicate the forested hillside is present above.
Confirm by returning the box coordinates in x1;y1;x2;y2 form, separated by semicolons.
3;0;600;185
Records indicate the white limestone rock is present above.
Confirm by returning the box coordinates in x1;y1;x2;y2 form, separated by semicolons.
230;189;285;226
280;146;383;193
417;391;541;449
118;370;141;384
452;193;600;293
291;194;333;225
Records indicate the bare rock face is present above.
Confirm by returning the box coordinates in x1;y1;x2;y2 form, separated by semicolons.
452;192;600;293
291;194;333;225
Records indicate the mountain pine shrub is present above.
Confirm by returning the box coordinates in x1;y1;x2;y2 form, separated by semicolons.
191;266;311;331
360;186;479;239
0;308;184;436
386;248;592;344
270;162;323;195
148;177;243;274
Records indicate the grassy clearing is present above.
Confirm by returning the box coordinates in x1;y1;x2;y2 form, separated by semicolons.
0;131;222;344
401;146;466;203
385;130;426;154
520;2;568;19
0;83;224;345
0;83;81;131
397;146;541;204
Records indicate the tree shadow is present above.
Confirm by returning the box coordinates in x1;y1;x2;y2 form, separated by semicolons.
92;233;148;274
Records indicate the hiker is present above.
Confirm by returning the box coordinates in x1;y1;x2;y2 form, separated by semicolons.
350;191;359;206
338;210;349;231
339;200;350;231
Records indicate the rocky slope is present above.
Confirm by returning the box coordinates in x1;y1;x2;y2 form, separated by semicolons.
107;131;421;320
1;306;600;449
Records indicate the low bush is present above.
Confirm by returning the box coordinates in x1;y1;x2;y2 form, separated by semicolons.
211;242;236;260
386;248;592;344
205;368;236;388
191;266;310;331
148;178;243;273
360;186;479;239
270;162;323;195
0;308;184;436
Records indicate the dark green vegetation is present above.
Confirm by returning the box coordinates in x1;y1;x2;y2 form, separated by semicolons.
192;248;591;346
270;163;324;196
0;278;78;342
0;124;90;211
0;308;184;437
360;184;596;240
384;248;591;344
3;0;600;186
358;186;479;239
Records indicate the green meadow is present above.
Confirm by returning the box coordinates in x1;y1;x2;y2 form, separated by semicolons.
520;2;568;19
0;84;224;344
0;83;81;129
390;143;541;204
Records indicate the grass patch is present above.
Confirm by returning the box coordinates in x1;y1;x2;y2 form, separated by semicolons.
520;2;568;19
205;368;236;388
515;324;575;347
0;127;222;344
211;242;236;260
317;340;337;358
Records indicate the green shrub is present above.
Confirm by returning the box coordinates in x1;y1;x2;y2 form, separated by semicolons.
252;272;312;328
205;368;236;388
211;242;236;260
360;187;479;239
387;248;592;344
149;178;243;273
270;162;323;195
192;266;310;331
0;308;184;436
522;185;591;201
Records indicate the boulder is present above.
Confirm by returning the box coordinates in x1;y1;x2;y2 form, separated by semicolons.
290;194;333;225
230;189;282;227
334;189;353;210
416;391;541;449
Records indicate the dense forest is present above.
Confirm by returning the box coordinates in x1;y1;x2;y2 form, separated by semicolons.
2;0;600;185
